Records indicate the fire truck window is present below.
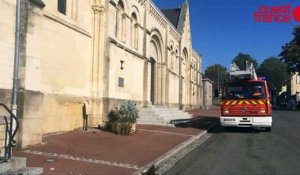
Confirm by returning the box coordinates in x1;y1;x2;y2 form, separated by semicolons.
224;82;266;99
252;86;263;96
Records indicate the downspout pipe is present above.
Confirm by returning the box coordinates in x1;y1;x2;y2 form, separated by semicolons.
179;39;183;110
12;0;22;117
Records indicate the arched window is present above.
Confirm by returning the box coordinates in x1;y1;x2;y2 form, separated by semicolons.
169;45;174;70
131;13;138;49
116;0;125;41
182;48;189;79
58;0;67;15
172;51;176;71
175;49;179;73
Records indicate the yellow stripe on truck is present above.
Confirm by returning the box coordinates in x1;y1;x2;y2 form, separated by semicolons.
244;101;250;105
238;101;244;105
232;101;237;105
251;100;257;105
225;101;231;105
258;100;264;105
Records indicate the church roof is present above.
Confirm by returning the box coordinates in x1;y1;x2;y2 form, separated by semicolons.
161;8;181;28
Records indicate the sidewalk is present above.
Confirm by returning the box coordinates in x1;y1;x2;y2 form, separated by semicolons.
13;107;220;175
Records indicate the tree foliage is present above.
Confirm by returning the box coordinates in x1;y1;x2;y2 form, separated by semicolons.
232;53;259;70
280;26;300;74
259;57;289;92
204;64;228;85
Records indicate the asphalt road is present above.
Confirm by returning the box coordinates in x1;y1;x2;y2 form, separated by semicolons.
164;110;300;175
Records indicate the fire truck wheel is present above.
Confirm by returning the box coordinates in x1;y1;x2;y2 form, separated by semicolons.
265;127;272;132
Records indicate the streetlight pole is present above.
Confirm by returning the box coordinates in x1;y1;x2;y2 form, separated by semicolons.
217;65;220;97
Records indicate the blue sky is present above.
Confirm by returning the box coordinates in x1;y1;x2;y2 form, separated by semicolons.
153;0;300;70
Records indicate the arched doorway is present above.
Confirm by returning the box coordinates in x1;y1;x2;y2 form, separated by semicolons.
150;57;156;103
148;34;162;105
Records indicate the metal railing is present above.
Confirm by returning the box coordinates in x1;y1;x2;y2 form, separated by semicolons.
0;103;19;162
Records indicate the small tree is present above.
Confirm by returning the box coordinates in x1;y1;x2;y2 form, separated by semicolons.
205;64;228;97
259;57;289;93
259;57;290;105
280;26;300;74
232;53;259;70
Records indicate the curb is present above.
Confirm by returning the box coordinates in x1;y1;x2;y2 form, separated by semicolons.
132;121;219;175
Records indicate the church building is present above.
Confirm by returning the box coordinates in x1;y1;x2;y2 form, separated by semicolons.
0;0;203;147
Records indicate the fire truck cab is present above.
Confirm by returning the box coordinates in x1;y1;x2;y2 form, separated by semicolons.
220;62;272;131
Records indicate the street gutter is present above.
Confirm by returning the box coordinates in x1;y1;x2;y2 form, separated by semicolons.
132;122;219;175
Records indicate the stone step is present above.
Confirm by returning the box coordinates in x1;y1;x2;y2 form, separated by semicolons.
4;167;43;175
140;109;186;114
137;119;164;124
137;121;175;127
0;157;43;175
138;105;192;126
156;113;190;118
160;115;191;119
0;157;26;173
138;114;163;120
148;105;169;109
156;112;191;116
138;111;157;116
139;107;179;112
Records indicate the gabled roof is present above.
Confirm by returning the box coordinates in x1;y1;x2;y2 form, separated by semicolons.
161;8;181;28
160;1;189;34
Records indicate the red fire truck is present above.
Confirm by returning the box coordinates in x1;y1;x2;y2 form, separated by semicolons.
220;62;272;131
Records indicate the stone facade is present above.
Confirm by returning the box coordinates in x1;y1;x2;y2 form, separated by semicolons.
0;0;202;147
291;73;300;95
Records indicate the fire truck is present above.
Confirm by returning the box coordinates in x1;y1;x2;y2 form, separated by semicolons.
220;62;272;131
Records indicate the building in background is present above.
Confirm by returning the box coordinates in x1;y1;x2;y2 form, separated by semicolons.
291;73;300;96
0;0;202;147
202;78;213;109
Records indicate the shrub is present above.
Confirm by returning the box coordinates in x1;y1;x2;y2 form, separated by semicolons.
106;101;139;135
119;101;139;123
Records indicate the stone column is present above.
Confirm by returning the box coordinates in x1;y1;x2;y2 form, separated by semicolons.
142;2;149;107
163;27;169;106
91;5;105;97
91;5;105;126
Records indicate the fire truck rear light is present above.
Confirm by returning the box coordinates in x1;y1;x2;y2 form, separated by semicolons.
260;108;266;113
224;108;229;114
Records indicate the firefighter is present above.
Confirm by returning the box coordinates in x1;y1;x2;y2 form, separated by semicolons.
253;86;263;96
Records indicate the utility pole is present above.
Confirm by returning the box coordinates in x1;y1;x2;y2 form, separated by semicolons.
217;65;220;97
179;41;183;110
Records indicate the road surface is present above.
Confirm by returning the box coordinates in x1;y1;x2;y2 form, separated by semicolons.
164;110;300;175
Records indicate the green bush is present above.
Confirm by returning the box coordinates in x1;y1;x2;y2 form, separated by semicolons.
106;101;139;135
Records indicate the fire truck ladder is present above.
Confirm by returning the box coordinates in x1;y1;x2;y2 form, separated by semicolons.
229;61;257;81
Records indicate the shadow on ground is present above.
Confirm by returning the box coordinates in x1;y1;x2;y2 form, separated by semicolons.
171;117;270;134
171;116;219;131
219;127;269;134
272;106;300;112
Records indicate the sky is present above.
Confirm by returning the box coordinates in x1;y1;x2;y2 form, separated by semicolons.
153;0;300;71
